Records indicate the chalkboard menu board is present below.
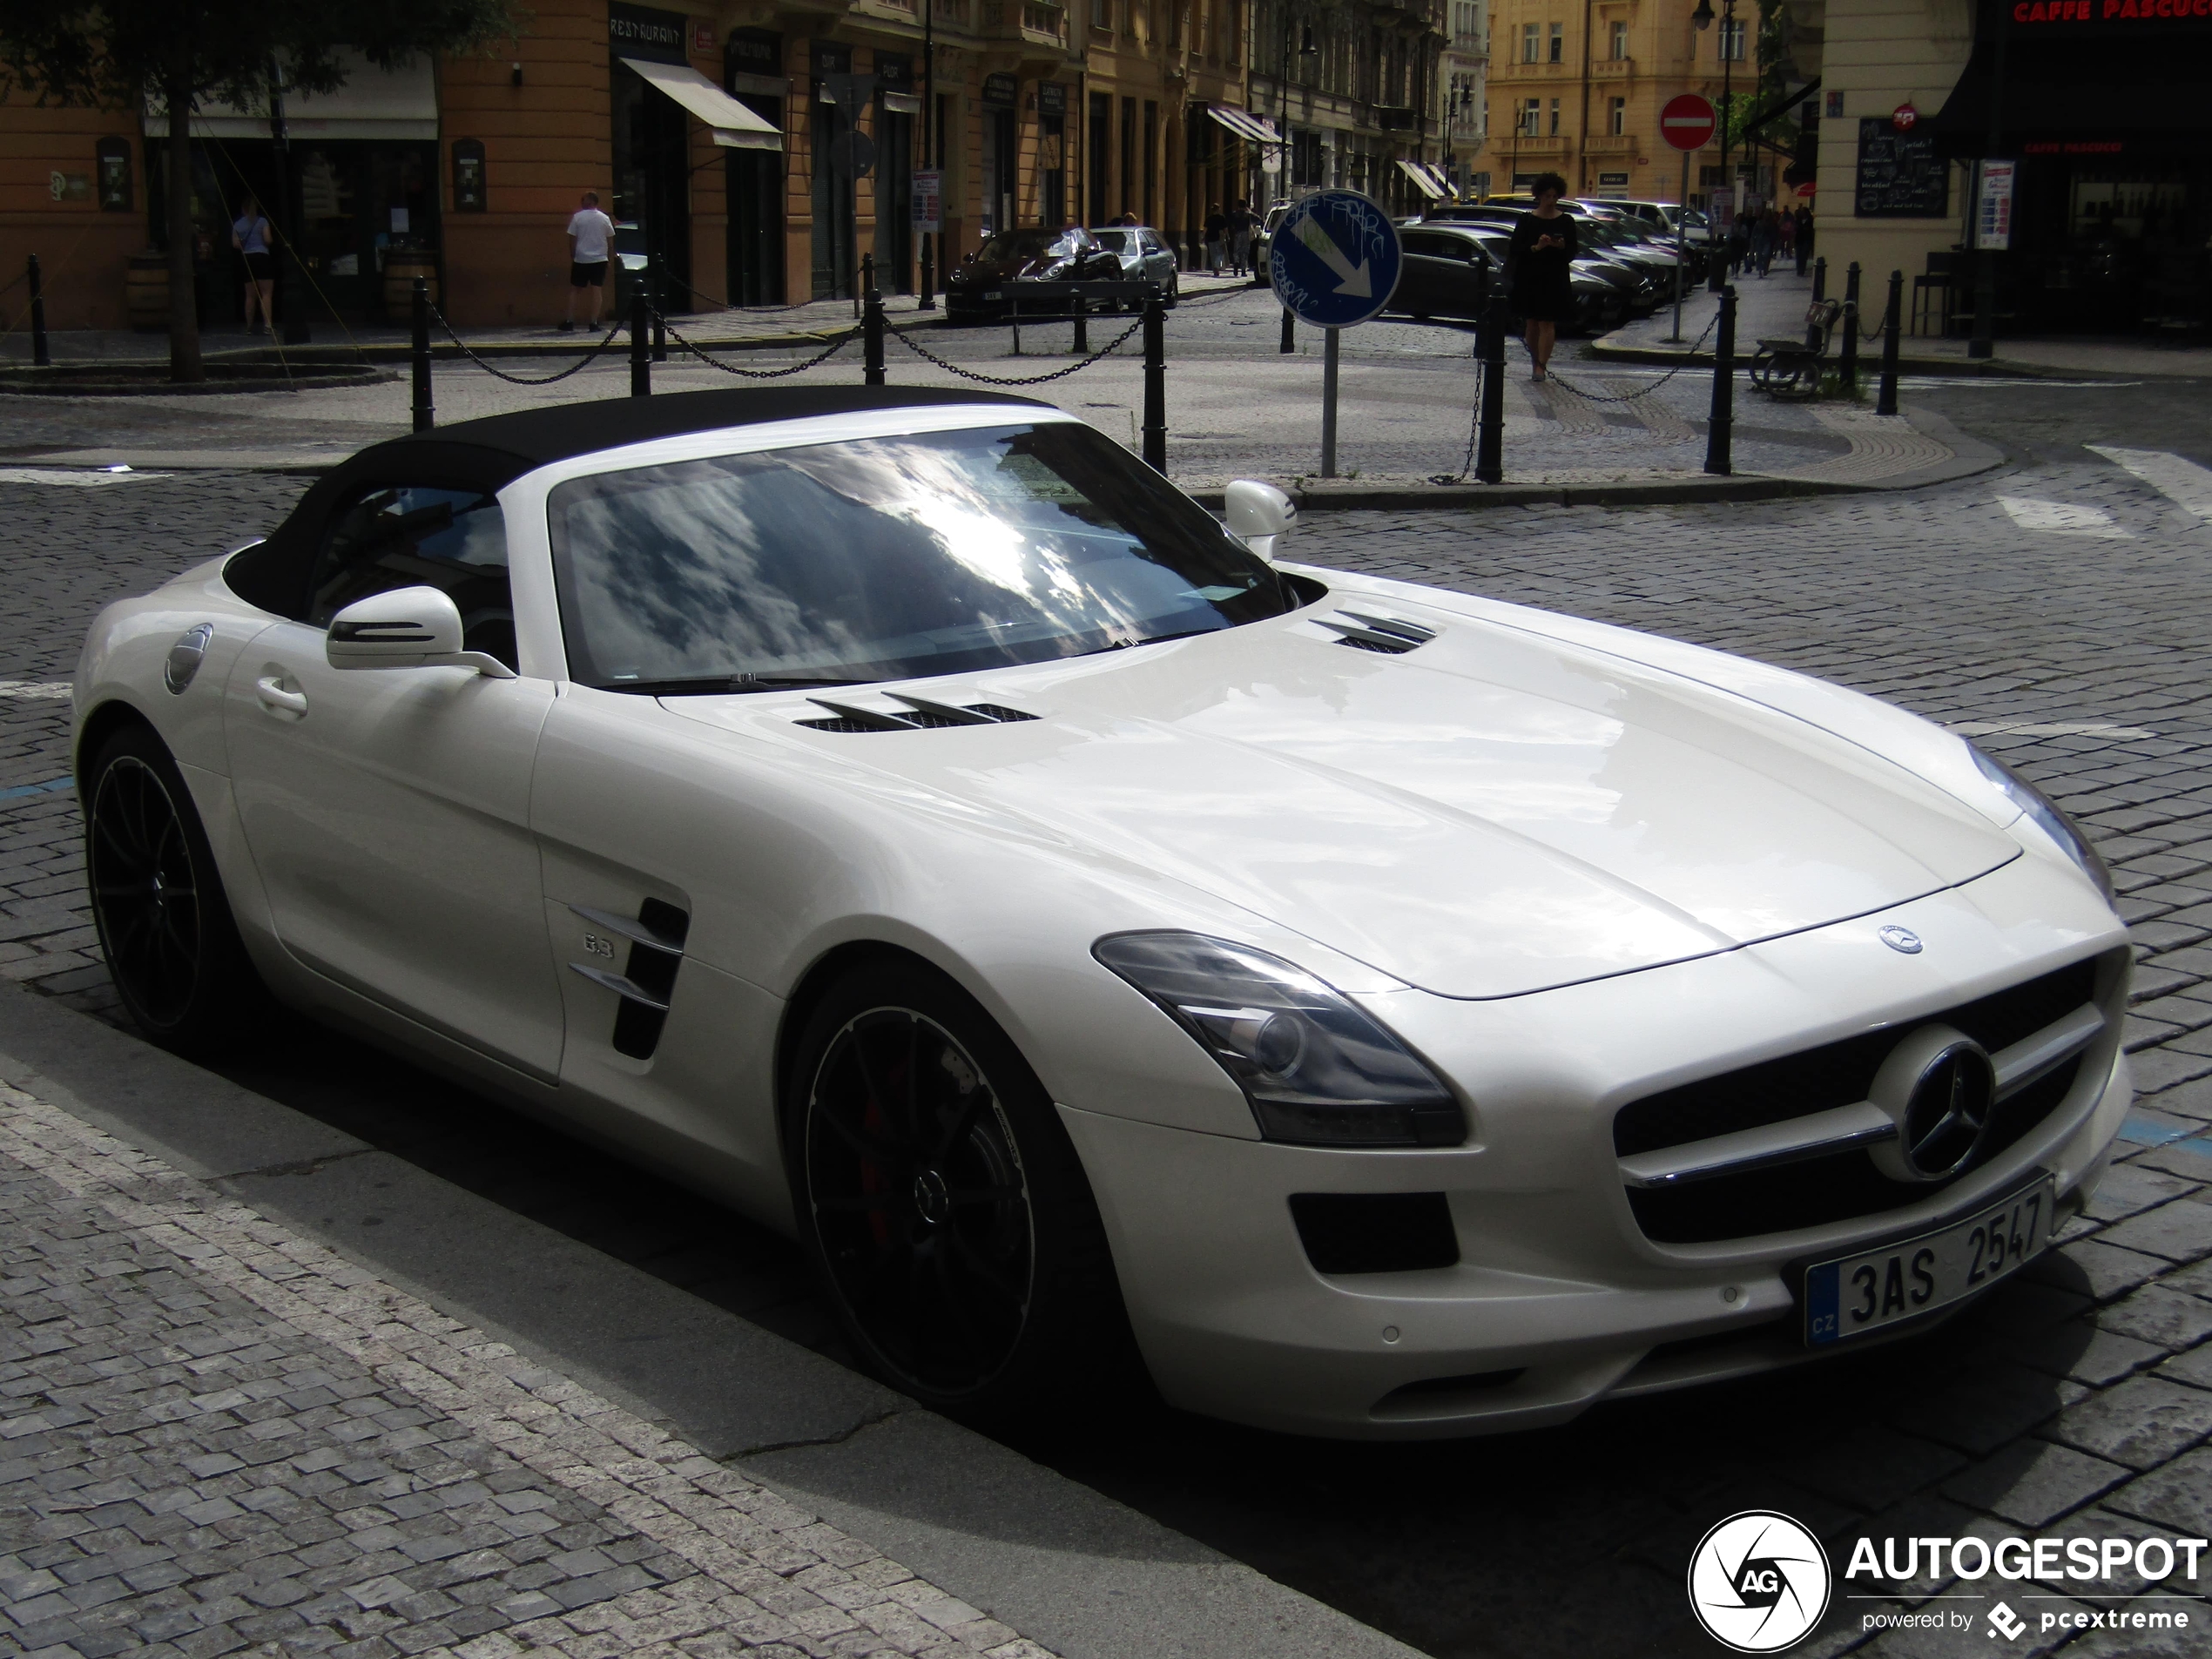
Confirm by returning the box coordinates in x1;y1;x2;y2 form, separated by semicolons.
1856;118;1950;218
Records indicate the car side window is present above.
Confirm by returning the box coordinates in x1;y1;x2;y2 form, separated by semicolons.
1402;232;1441;258
309;484;518;670
1139;231;1163;253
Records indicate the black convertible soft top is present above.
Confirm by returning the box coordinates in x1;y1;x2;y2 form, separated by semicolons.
228;387;1050;618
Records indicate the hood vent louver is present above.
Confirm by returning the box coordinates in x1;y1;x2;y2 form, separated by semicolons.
1315;610;1439;656
797;693;1041;733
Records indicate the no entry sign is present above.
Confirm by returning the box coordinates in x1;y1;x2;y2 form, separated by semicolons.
1661;93;1717;152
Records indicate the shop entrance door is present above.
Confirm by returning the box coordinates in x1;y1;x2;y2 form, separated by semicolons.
873;105;912;293
614;60;693;314
727;94;786;305
812;97;857;299
982;109;1017;234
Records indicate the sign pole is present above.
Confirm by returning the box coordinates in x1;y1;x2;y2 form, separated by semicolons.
1670;150;1688;341
1320;327;1340;478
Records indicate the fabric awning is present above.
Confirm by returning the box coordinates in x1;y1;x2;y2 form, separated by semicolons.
620;57;783;151
1397;158;1447;199
153;51;435;138
1419;162;1453;196
1205;105;1281;149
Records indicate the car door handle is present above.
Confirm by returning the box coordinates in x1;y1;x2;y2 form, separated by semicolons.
255;674;308;716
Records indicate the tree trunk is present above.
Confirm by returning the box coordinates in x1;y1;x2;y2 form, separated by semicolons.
165;69;205;383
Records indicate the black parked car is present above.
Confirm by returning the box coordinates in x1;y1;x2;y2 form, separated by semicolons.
1387;222;1626;335
944;227;1124;322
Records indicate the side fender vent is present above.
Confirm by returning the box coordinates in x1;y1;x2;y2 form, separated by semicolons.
1316;610;1439;656
570;899;690;1060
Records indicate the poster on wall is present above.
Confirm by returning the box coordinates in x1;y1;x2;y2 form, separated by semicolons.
1973;158;2016;248
911;169;942;233
1855;118;1949;217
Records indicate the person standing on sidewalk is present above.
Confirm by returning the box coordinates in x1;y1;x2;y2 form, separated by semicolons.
1225;199;1254;277
1794;206;1814;275
231;197;275;336
562;192;616;333
1203;204;1227;276
1507;173;1577;382
1777;207;1797;271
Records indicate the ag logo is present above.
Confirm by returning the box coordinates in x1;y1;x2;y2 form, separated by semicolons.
1687;1510;1831;1652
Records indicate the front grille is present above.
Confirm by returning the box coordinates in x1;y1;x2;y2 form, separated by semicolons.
1628;1057;2081;1244
1613;957;2097;1158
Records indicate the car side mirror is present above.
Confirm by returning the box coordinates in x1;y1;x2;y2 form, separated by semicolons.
327;584;517;678
1224;480;1297;563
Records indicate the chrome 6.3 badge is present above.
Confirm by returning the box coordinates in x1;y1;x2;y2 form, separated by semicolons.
1688;1510;1832;1652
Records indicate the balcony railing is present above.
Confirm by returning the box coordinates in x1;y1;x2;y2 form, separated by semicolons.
1584;132;1638;154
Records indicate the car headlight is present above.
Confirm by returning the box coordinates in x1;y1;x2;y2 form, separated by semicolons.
1969;744;2114;900
1092;932;1467;1147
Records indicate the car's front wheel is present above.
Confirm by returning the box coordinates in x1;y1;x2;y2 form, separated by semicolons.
785;959;1134;1423
84;721;264;1051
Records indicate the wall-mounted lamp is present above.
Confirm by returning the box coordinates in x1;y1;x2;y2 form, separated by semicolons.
1689;0;1714;28
510;61;524;86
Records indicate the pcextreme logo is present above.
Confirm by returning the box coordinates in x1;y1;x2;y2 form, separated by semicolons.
1687;1511;1832;1652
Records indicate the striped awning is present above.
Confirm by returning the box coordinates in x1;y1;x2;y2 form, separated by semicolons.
1206;105;1282;149
621;58;783;151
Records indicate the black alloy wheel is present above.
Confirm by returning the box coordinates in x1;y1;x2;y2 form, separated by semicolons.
787;961;1136;1421
84;724;260;1051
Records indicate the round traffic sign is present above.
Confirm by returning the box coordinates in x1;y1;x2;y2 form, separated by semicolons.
1660;93;1716;152
1267;191;1400;330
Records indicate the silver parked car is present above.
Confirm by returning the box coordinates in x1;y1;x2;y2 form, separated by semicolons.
1087;226;1180;307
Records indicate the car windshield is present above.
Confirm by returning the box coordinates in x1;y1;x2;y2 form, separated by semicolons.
1089;229;1131;252
546;421;1298;691
979;229;1088;262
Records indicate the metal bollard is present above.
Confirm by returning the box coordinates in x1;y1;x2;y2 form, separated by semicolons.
920;239;936;312
1838;262;1862;396
1071;291;1089;356
1812;256;1827;303
27;253;50;368
1705;285;1737;476
1279;306;1294;354
1476;296;1507;484
861;256;886;388
651;267;667;364
410;278;433;433
631;284;650;397
1877;269;1904;417
1141;293;1167;475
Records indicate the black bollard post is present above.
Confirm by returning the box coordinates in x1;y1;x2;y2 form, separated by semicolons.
1812;256;1827;303
651;265;667;363
1142;292;1167;475
27;254;50;368
1705;285;1737;475
920;239;936;312
1476;296;1507;484
1279;306;1294;354
410;278;433;433
1877;269;1904;416
862;255;886;387
631;283;651;397
1838;261;1862;396
1071;290;1089;356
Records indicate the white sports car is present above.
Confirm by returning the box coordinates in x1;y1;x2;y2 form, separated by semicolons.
76;388;2130;1439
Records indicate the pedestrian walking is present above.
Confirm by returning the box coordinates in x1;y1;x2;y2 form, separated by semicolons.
1750;208;1776;277
1726;212;1750;279
561;191;616;333
1507;172;1578;382
1777;208;1797;269
1226;199;1254;277
1794;206;1814;276
1204;204;1227;276
231;196;274;336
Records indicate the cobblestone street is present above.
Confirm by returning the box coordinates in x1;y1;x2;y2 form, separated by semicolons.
3;385;2212;1658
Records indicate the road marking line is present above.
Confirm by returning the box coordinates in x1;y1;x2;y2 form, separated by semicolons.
0;682;72;701
1996;496;2134;538
2088;444;2212;521
1947;720;2159;738
0;776;74;803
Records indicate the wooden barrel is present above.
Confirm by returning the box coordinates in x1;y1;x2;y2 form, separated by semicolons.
125;251;169;332
382;250;439;317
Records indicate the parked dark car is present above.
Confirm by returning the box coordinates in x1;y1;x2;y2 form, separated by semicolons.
1426;206;1663;321
1386;222;1625;335
944;227;1124;322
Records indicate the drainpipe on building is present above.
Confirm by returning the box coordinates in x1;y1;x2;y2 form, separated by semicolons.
1967;18;2006;359
269;59;311;344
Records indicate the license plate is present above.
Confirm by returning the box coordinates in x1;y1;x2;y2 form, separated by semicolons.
1803;1177;2054;1346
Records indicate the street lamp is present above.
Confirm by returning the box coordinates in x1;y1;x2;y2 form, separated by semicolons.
1692;0;1735;291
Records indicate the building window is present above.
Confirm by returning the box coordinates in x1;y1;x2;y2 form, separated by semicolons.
1520;97;1541;135
1548;21;1564;61
1608;95;1625;134
1719;17;1745;58
1453;1;1480;44
1609;18;1628;57
1548;97;1560;134
1521;22;1539;60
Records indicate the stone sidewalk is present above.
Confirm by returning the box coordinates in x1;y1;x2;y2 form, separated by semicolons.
0;1082;1051;1659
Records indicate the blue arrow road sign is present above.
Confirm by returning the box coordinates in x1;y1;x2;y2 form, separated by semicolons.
1268;191;1400;330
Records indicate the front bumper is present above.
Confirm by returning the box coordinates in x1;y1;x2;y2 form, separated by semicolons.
1062;854;2131;1439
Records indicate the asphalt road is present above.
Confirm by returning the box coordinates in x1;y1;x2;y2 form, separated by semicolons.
4;373;2212;1658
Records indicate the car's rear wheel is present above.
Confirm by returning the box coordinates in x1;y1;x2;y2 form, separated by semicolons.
786;960;1135;1423
84;722;263;1052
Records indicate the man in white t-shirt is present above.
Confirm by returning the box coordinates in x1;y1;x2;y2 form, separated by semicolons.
562;192;617;331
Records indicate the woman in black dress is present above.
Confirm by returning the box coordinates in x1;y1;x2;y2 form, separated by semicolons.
1507;172;1578;381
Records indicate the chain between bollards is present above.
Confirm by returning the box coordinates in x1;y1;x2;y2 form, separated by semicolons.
861;254;886;387
1837;262;1862;397
1477;294;1506;484
27;254;50;368
1141;293;1167;475
1705;285;1737;476
630;284;651;397
410;278;433;432
1877;269;1904;417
